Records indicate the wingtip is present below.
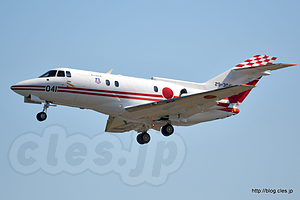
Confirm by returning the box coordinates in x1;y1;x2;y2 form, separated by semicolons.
277;63;297;66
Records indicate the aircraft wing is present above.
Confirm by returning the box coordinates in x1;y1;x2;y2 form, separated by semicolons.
124;84;255;122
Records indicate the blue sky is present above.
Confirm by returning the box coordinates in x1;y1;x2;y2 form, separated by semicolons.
1;1;300;199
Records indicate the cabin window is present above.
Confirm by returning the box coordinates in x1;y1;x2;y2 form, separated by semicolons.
66;71;71;77
154;86;158;92
106;80;110;86
39;70;57;78
115;81;119;87
57;70;65;77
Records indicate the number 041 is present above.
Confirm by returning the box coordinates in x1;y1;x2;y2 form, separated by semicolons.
45;85;58;92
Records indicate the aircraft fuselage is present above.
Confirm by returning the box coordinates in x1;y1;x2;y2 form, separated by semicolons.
11;68;236;127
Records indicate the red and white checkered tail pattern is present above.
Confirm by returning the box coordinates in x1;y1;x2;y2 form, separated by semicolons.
235;55;277;68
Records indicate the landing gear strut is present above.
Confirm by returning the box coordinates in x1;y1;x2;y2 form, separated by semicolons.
137;132;151;145
36;101;50;122
161;123;174;136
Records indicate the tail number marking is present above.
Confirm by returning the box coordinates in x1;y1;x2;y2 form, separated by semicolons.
215;82;232;88
45;85;58;92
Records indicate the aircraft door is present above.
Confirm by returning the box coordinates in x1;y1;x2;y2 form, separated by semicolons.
73;75;91;106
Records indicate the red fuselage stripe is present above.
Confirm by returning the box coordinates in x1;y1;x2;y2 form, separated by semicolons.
11;86;164;101
59;86;163;98
12;85;163;98
11;85;45;88
58;89;164;101
11;88;45;91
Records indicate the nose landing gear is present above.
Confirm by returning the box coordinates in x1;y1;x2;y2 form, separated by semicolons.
37;111;47;121
36;101;50;122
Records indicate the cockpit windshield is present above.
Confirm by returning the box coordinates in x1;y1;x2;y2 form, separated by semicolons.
39;70;57;78
38;70;71;78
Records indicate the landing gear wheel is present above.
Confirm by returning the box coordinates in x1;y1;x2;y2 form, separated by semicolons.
37;112;47;121
141;132;150;143
137;132;151;144
161;124;174;136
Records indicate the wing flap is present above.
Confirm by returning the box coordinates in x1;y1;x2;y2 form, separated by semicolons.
105;116;135;133
105;115;162;133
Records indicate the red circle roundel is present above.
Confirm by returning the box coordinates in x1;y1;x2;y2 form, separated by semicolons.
162;87;174;99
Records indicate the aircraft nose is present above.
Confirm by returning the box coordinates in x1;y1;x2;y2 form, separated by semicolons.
11;80;27;90
11;79;35;96
11;83;21;90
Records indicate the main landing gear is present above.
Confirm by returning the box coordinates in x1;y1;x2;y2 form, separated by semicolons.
36;101;50;122
137;132;151;145
136;123;174;145
161;123;174;136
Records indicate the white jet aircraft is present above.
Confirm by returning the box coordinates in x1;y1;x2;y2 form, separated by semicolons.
11;55;296;144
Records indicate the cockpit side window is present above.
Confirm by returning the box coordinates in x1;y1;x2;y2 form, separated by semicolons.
39;70;57;78
57;70;65;77
66;71;71;77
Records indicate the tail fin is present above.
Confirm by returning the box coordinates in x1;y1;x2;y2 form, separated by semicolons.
228;77;261;103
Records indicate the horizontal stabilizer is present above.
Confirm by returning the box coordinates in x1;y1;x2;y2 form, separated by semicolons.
233;55;297;72
235;55;277;68
234;63;297;72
